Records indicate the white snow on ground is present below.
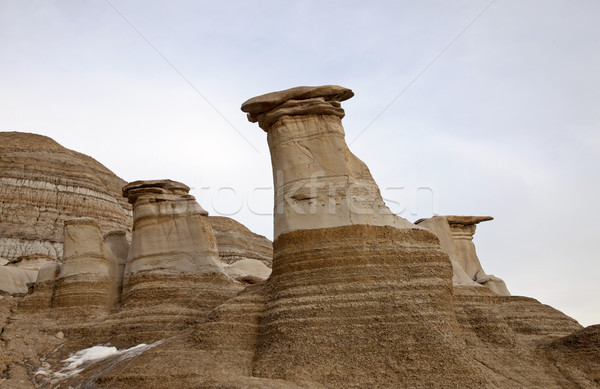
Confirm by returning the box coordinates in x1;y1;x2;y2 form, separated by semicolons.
34;340;164;385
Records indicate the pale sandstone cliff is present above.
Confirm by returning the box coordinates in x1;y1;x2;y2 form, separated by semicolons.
0;88;598;388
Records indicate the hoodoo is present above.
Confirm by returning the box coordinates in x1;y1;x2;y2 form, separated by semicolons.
241;85;486;387
416;215;511;295
242;85;415;238
117;180;241;339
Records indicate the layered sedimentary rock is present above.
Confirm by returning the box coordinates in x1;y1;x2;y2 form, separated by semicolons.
90;85;593;388
446;216;510;295
417;215;510;295
0;132;269;290
20;261;61;309
450;285;590;387
0;132;132;262
209;216;273;283
415;215;477;285
3;253;54;271
209;216;272;267
52;218;118;312
121;180;237;308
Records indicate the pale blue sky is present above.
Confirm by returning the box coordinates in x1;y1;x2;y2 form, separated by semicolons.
1;0;599;326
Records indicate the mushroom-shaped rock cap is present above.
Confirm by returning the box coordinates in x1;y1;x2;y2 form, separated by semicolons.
122;179;191;204
445;215;493;225
241;85;354;120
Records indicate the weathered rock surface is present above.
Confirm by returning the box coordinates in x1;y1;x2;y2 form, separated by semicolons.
52;218;118;313
209;216;273;267
223;258;272;283
0;132;132;262
103;229;129;305
0;256;52;300
450;285;593;387
0;266;37;295
0;254;55;295
3;253;54;271
0;134;277;387
19;261;61;310
121;180;235;306
242;85;355;126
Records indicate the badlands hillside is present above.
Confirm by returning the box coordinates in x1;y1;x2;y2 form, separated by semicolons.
0;86;598;388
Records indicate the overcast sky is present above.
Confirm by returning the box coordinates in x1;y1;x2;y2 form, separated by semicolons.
1;0;599;326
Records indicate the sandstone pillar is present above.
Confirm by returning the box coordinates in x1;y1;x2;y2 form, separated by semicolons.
121;180;238;311
415;215;480;285
242;86;486;387
53;218;118;312
242;85;415;239
446;215;510;296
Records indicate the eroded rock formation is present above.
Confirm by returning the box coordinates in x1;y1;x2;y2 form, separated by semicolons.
79;179;243;344
0;254;55;296
242;85;414;238
0;133;271;294
121;180;238;309
103;229;129;305
0;136;275;387
0;265;37;295
0;87;598;388
416;215;510;295
20;261;60;310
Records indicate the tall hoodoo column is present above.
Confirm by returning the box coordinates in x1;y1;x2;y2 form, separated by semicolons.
242;86;486;388
242;85;414;239
121;180;238;311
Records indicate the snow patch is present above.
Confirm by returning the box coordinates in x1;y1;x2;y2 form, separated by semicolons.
34;340;164;385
